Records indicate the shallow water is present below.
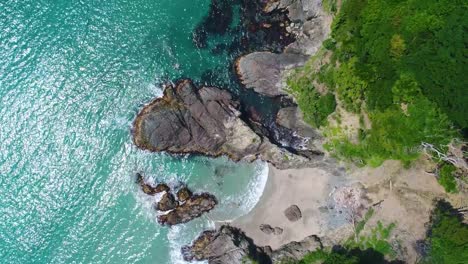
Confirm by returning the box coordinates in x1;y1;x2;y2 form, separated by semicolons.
0;1;267;263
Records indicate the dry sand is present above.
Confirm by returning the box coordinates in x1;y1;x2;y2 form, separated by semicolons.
232;163;350;249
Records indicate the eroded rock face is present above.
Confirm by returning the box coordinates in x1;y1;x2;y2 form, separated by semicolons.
133;79;314;169
284;205;302;222
157;193;218;226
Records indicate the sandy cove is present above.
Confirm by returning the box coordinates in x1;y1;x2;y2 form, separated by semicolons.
232;162;351;250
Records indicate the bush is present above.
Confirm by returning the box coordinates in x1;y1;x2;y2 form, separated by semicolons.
438;164;458;193
423;200;468;264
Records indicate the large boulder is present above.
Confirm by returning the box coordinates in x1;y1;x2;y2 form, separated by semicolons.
237;0;332;97
284;205;302;222
157;193;218;226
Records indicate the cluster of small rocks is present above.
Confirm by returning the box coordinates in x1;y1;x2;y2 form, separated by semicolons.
136;173;217;226
260;224;283;235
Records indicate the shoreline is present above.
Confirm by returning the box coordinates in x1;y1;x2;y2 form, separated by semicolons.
232;162;350;249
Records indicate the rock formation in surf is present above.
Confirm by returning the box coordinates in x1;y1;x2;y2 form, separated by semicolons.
137;174;218;226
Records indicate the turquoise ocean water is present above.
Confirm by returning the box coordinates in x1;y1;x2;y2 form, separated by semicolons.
0;1;268;263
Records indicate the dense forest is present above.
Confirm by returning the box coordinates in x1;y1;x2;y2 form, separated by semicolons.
287;0;467;168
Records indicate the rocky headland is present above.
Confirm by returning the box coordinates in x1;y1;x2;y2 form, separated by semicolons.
132;79;320;169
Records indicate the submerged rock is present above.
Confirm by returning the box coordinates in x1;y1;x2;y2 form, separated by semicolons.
156;193;178;211
284;205;302;222
157;193;217;226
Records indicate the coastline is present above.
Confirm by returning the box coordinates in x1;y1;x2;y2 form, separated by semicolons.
232;163;349;250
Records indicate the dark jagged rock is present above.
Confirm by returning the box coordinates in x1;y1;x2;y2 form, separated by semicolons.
157;193;218;226
181;225;271;264
284;205;302;222
133;79;312;169
156;193;178;211
177;187;193;202
182;225;322;263
136;173;170;195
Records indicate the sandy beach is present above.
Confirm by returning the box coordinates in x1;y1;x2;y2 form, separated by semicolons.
232;163;350;249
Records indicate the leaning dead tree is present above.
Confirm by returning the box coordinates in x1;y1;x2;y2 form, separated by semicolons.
421;141;468;171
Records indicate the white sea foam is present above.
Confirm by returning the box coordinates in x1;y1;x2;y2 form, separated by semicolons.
166;160;269;264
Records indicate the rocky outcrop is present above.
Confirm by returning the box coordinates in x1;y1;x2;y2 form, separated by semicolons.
237;0;331;97
133;79;313;169
182;225;322;264
158;193;218;226
181;225;270;264
284;205;302;222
